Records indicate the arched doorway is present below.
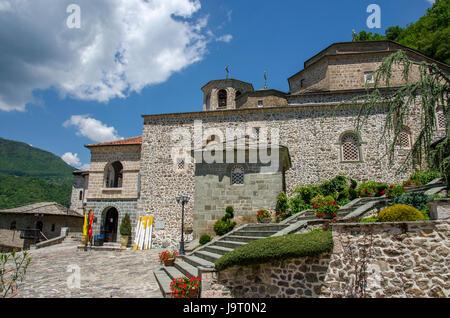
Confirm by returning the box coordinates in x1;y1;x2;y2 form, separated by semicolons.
103;208;119;242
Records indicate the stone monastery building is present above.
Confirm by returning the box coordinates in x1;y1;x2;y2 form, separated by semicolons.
70;41;449;247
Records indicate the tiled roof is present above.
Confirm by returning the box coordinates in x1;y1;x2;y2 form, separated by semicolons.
0;202;83;218
85;136;142;148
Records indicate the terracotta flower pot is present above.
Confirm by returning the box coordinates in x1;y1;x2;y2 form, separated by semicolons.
187;287;199;298
164;258;175;266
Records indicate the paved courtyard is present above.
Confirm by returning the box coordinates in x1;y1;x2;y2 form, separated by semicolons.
15;242;164;298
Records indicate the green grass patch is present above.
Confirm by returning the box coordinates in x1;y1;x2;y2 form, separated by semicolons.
214;230;333;271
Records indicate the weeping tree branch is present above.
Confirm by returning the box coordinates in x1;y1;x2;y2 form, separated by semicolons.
353;50;449;183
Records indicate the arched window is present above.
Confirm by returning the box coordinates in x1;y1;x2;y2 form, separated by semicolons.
105;161;123;188
218;89;227;108
10;221;16;230
397;127;411;148
436;107;446;129
231;166;244;185
341;133;360;162
79;190;83;201
235;90;242;99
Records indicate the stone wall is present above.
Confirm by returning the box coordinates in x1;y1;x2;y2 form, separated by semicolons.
87;145;141;200
193;161;284;238
201;220;450;298
139;104;420;246
70;173;88;215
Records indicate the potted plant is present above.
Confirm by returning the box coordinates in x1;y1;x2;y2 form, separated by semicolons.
119;213;132;248
256;210;272;223
159;250;178;266
170;276;202;298
356;181;378;197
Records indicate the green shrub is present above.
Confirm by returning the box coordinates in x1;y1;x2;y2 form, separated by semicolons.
375;183;389;197
360;216;378;223
406;170;441;186
214;230;333;271
389;192;433;211
225;206;234;217
213;219;236;236
377;204;425;222
199;234;212;245
119;213;132;236
293;185;319;204
289;196;311;215
318;175;348;198
276;192;288;213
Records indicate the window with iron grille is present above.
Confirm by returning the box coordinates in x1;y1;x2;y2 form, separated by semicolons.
397;129;411;148
341;134;360;162
177;158;185;170
231;166;244;185
437;107;446;129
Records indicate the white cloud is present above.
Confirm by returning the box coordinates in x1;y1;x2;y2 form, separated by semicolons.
426;0;435;4
63;115;122;143
61;152;82;167
61;152;90;170
0;0;213;111
216;34;233;43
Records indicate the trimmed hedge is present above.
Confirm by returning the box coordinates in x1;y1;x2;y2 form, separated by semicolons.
214;230;333;271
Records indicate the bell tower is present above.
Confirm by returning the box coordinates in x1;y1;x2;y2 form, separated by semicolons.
201;79;254;111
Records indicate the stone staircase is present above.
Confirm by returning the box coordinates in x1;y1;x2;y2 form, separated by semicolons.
153;180;447;297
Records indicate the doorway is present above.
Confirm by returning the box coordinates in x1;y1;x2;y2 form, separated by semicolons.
104;208;119;242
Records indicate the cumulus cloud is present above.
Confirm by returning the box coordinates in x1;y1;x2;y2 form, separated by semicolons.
0;0;212;111
63;115;122;143
61;152;82;167
61;152;90;170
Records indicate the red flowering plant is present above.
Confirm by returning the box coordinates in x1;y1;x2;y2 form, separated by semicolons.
159;250;178;264
356;181;378;197
312;195;339;220
170;276;202;298
385;184;406;199
256;209;272;222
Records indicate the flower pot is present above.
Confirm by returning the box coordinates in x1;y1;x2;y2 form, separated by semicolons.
187;287;199;298
120;235;129;248
164;258;175;266
81;235;88;246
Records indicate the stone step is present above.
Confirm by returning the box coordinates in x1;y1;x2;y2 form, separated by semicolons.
203;245;234;256
182;255;215;269
163;266;187;281
222;235;266;243
213;240;248;249
153;270;172;298
244;224;287;231
174;260;199;278
233;230;277;237
193;250;222;263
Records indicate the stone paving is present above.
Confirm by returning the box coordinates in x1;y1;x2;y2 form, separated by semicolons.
15;242;165;298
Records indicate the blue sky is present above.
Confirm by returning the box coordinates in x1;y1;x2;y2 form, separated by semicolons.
0;0;435;169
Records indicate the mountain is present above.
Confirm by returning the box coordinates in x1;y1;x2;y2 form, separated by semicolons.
0;137;76;209
0;137;76;184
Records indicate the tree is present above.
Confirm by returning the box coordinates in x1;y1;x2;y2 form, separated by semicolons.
354;50;449;183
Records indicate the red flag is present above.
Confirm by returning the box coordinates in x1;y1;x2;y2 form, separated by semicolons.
88;210;94;240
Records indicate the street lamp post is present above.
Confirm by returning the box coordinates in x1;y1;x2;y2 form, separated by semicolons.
176;195;190;255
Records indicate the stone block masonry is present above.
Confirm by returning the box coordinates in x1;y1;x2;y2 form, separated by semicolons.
201;220;450;298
